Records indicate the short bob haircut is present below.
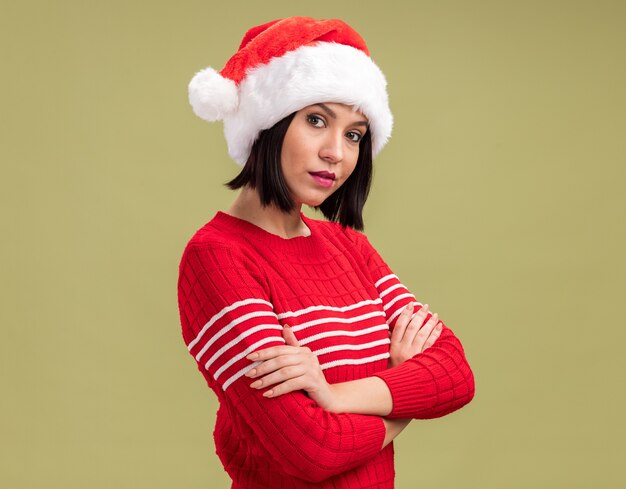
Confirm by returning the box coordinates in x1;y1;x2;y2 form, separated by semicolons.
225;110;373;231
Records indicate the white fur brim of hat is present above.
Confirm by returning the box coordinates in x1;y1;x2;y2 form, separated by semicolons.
189;42;393;165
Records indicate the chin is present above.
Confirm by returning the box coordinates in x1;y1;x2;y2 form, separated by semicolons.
304;195;330;207
294;191;331;208
302;200;325;208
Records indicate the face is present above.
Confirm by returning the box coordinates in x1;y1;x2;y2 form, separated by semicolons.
280;102;369;207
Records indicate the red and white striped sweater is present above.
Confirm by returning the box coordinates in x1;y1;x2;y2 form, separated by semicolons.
177;211;474;488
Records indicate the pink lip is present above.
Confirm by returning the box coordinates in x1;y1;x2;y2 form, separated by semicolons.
309;171;335;188
310;171;336;180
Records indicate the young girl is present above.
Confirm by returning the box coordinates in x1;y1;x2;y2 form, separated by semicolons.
177;16;475;488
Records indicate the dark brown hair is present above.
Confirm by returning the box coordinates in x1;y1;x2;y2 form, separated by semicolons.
225;112;373;230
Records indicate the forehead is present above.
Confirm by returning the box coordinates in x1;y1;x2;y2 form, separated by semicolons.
303;102;368;122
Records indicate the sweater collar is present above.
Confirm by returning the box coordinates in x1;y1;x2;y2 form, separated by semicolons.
212;210;322;255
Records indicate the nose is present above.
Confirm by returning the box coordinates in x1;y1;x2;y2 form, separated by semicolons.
319;130;344;164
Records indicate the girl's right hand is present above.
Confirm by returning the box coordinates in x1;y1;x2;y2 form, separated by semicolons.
245;325;338;411
388;303;442;368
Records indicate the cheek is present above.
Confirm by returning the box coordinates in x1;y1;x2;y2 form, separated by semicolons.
281;138;304;166
346;155;360;177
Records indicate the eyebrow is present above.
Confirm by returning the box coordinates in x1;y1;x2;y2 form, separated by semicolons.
314;103;369;127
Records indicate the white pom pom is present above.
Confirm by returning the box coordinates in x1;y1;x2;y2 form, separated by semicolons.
188;67;238;122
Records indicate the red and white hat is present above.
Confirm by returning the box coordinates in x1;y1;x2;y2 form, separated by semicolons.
188;16;393;165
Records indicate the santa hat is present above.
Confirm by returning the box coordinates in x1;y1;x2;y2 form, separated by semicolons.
188;16;393;165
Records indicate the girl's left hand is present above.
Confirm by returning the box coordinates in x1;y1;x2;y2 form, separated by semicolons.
388;303;443;368
245;326;337;411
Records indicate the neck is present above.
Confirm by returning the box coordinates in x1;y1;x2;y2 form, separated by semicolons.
225;186;310;239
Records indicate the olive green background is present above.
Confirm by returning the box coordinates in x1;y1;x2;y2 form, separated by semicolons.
2;1;624;487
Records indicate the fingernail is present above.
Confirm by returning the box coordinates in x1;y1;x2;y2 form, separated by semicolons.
245;369;257;377
263;390;274;397
250;380;261;388
247;352;258;360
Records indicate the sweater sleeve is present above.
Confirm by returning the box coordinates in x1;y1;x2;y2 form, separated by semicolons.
353;231;475;420
177;243;386;483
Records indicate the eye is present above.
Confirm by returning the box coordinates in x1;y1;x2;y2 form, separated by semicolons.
306;114;326;128
346;131;362;143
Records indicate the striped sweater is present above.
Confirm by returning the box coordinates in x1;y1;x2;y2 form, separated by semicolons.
177;211;475;488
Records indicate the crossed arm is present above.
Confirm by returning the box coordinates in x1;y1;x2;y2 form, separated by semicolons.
245;301;445;447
